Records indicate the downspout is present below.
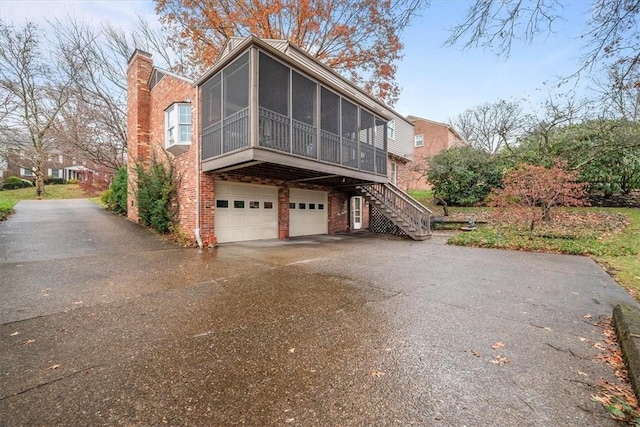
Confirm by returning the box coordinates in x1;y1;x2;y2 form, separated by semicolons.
194;86;203;249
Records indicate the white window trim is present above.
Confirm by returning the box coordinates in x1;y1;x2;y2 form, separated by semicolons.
21;167;35;177
165;103;192;149
387;119;395;140
414;134;424;147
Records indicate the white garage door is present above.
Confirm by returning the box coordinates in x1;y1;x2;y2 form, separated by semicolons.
290;189;328;237
215;181;278;243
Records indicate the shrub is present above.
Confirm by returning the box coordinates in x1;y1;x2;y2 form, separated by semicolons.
105;167;127;215
136;158;178;234
44;177;65;185
488;163;588;237
1;176;34;190
68;178;79;184
427;146;504;206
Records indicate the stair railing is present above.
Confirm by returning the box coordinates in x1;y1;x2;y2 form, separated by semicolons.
359;183;432;236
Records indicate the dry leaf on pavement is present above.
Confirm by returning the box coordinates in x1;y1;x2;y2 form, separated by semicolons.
491;342;505;350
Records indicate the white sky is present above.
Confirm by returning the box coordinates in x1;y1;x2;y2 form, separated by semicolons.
0;0;597;122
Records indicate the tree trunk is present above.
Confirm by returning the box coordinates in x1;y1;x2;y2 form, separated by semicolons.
542;205;552;222
35;161;45;199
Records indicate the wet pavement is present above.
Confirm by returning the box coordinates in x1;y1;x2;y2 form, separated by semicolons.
0;199;637;426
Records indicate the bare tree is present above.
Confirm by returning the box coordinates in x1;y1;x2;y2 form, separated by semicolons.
595;63;640;121
0;20;80;196
449;99;524;154
446;0;640;79
51;17;188;172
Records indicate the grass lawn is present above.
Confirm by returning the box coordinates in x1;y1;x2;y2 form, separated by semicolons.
0;184;87;221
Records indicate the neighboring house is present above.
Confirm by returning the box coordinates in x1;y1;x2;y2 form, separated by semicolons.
2;143;109;185
127;36;431;245
405;116;466;190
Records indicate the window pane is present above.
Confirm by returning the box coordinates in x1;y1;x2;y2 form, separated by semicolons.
166;106;174;127
259;52;289;116
179;105;191;124
299;203;306;209
249;201;260;209
292;71;316;126
202;73;221;128
289;202;296;209
341;99;357;142
321;88;339;134
264;202;273;209
180;124;191;143
318;203;324;210
216;200;229;208
309;203;315;210
234;200;245;208
224;52;249;118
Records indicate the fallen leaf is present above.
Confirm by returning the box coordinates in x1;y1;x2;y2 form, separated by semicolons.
491;342;505;350
10;331;20;337
370;368;385;377
577;370;588;377
491;355;510;365
471;350;481;357
285;418;295;423
48;364;61;370
22;339;35;345
544;327;553;332
593;342;606;350
579;337;588;342
74;301;83;305
584;314;594;319
288;348;295;354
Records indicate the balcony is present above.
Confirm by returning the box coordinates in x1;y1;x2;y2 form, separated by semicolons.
199;45;388;184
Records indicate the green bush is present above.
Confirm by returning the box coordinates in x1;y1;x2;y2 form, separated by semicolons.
44;177;65;185
68;178;79;184
105;167;127;215
1;176;34;190
427;146;504;206
136;158;177;234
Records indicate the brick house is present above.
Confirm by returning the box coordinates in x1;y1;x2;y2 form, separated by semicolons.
127;36;431;245
404;116;466;191
1;143;108;185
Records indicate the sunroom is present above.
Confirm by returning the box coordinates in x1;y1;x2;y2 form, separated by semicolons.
198;36;389;186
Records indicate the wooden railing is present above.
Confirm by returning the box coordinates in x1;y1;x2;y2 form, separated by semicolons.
359;182;432;237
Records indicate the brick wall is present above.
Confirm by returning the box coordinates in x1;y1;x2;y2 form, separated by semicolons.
126;50;152;223
407;118;466;191
146;73;197;240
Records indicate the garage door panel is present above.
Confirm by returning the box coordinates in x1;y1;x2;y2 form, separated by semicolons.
215;182;278;243
290;189;328;237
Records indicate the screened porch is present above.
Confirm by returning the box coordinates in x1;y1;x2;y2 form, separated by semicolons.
199;45;388;179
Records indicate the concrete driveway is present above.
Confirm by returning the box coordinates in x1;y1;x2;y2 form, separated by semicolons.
0;199;636;426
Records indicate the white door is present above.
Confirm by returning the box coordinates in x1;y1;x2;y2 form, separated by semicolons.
214;181;278;243
289;189;328;237
352;196;362;230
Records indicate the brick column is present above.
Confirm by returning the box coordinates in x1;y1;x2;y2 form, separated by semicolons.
126;49;153;223
278;186;290;239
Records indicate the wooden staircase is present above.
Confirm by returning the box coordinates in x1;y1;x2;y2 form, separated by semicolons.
356;183;433;241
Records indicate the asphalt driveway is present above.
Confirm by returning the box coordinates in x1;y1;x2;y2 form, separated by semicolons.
0;199;637;426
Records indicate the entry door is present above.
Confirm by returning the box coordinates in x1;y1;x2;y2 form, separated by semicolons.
352;196;362;230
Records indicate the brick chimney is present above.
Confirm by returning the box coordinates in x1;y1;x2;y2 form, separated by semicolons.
126;49;153;222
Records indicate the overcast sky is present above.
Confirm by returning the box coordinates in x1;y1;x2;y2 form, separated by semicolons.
0;0;595;122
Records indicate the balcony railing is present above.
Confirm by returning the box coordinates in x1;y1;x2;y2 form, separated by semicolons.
202;106;387;176
292;119;317;159
259;107;290;152
202;108;249;160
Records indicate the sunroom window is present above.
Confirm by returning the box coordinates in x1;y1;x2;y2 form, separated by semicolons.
165;103;192;154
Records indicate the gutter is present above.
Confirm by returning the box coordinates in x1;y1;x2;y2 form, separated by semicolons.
194;88;203;249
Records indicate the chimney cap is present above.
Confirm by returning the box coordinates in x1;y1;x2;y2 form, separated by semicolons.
127;49;152;67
